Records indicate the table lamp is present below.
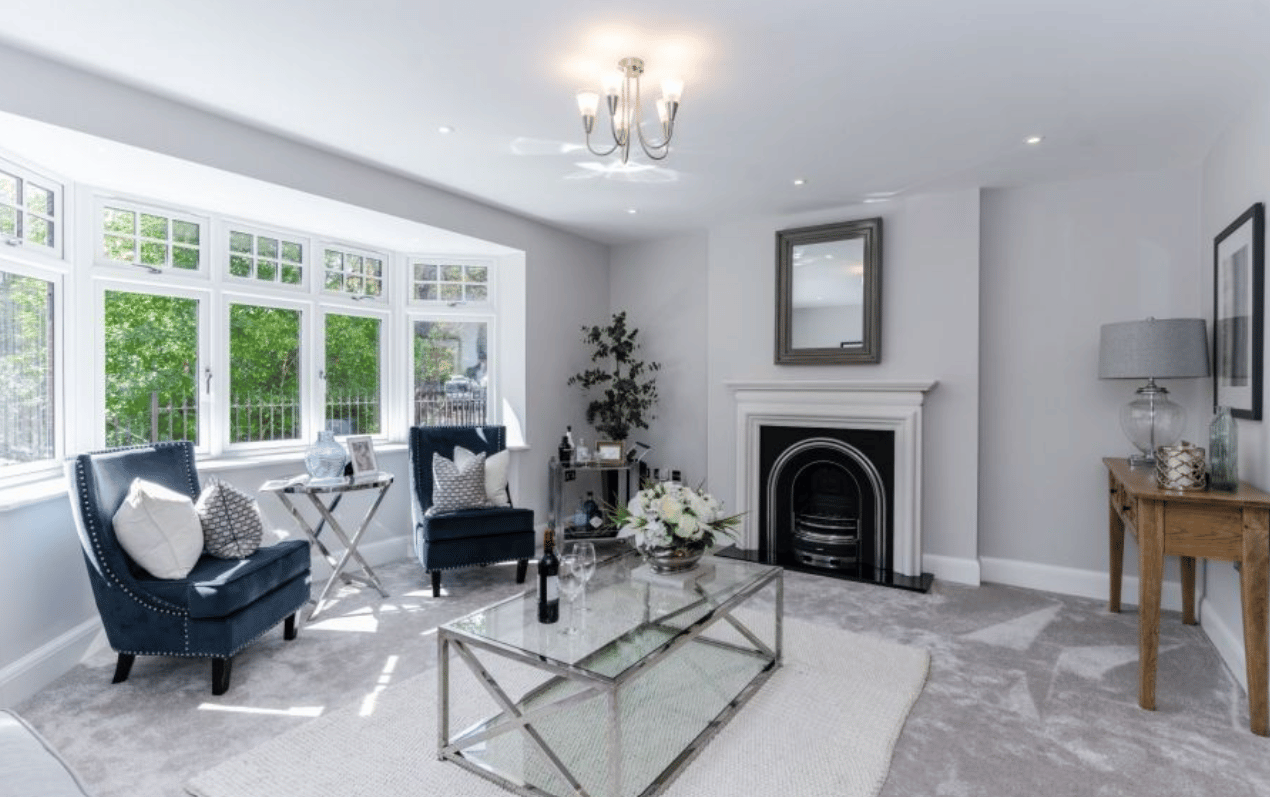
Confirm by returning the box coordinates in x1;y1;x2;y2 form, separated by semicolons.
1098;317;1210;466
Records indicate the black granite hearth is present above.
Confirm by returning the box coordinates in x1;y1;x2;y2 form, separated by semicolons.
715;545;934;593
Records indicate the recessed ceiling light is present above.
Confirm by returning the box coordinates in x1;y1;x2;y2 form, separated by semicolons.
438;126;455;134
626;208;638;214
1025;135;1044;145
863;197;889;204
793;178;807;186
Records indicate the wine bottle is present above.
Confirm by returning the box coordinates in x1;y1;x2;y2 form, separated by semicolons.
558;435;572;467
538;527;560;624
583;491;603;530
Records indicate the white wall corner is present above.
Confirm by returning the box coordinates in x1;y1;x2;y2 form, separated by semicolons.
979;555;1185;611
1199;597;1250;693
922;553;981;586
0;617;102;706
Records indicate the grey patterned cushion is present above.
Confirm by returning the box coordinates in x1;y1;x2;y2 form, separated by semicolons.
195;478;265;559
431;451;489;513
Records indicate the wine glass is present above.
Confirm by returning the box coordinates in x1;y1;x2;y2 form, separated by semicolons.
558;555;585;636
567;541;597;612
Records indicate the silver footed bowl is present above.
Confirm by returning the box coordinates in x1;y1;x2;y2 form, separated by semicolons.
637;539;707;574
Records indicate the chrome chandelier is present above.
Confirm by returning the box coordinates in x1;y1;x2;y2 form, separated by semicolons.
575;57;682;164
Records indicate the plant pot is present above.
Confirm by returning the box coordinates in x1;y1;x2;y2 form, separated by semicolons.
636;539;707;574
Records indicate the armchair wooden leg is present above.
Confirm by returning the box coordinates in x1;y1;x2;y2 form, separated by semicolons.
284;613;299;640
212;657;233;696
112;653;135;684
515;559;529;584
431;570;442;598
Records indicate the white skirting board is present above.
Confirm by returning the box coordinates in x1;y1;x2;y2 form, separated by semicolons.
0;617;101;706
921;553;981;586
979;555;1185;612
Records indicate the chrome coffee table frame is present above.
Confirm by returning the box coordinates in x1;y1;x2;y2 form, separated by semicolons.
437;553;783;797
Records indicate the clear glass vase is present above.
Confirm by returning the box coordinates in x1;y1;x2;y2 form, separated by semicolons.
304;430;348;479
1209;405;1238;491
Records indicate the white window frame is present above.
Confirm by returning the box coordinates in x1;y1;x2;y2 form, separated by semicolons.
319;241;389;304
0;157;64;260
222;219;312;293
406;255;495;308
0;257;65;480
93;195;210;278
94;279;213;455
318;305;390;442
219;292;312;453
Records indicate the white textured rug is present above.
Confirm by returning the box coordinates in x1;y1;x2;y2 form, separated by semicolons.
186;615;929;797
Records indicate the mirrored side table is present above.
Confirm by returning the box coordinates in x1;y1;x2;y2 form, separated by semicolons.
261;472;393;619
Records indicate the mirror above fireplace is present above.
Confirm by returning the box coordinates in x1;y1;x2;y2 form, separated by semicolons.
775;217;882;364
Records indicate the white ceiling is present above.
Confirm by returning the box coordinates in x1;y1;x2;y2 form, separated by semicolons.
2;0;1268;245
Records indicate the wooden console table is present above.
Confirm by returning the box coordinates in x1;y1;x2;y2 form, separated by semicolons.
1105;457;1269;735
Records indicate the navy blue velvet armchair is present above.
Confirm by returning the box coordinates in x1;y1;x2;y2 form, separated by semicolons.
409;425;534;597
67;442;311;695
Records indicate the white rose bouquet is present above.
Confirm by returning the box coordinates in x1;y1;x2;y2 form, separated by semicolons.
612;481;742;550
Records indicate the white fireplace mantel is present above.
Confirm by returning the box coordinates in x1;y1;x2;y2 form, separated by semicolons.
727;379;938;577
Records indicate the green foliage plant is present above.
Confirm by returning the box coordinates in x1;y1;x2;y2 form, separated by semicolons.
567;311;660;441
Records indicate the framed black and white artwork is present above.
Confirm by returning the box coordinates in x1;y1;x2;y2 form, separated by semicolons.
1213;202;1265;420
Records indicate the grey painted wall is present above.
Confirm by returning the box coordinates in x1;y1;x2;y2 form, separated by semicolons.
978;168;1206;593
1200;90;1270;691
0;43;608;704
609;232;710;487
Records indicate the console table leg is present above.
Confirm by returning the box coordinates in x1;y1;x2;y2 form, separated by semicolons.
1181;557;1197;625
1241;509;1269;736
1138;500;1164;712
1109;499;1125;613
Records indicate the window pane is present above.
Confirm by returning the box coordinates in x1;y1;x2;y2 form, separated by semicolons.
465;265;488;283
104;207;135;234
229;231;253;254
172;220;199;246
0;174;16;204
365;278;382;297
415;263;436;281
229;304;300;443
325;271;343;291
442;265;463;282
103;291;199;447
281;264;303;285
24;184;52;216
0;206;16;237
173;246;199;270
366;258;383;277
103;235;135;261
325;314;381;435
0;271;55;467
465;284;488;302
281;241;302;263
27;217;50;247
257;260;277;282
348;255;364;275
412;320;487;426
324;250;343;270
440;283;462;301
139;241;167;265
139;213;168;240
417;284;437;301
229;255;252;277
257;237;278;259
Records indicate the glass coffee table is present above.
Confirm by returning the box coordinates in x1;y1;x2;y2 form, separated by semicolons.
437;551;783;797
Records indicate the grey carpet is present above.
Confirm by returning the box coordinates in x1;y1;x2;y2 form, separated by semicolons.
15;553;1270;796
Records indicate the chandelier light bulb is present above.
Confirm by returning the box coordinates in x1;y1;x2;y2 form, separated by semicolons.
576;91;600;118
602;72;622;97
655;98;669;125
661;78;684;104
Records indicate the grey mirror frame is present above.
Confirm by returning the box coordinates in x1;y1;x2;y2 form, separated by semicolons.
775;217;883;364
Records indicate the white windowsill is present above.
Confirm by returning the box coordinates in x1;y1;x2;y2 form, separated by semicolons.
0;440;530;513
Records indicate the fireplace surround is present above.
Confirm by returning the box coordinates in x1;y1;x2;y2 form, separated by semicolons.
724;380;936;591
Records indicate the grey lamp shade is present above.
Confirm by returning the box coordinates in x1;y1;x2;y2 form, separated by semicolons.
1098;318;1210;379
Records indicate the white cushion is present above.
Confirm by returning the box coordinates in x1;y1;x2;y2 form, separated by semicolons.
454;445;511;507
111;478;204;579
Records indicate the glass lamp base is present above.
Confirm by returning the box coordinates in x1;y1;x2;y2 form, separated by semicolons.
1120;380;1185;464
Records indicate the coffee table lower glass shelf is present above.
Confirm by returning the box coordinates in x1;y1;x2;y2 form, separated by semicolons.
437;552;782;797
